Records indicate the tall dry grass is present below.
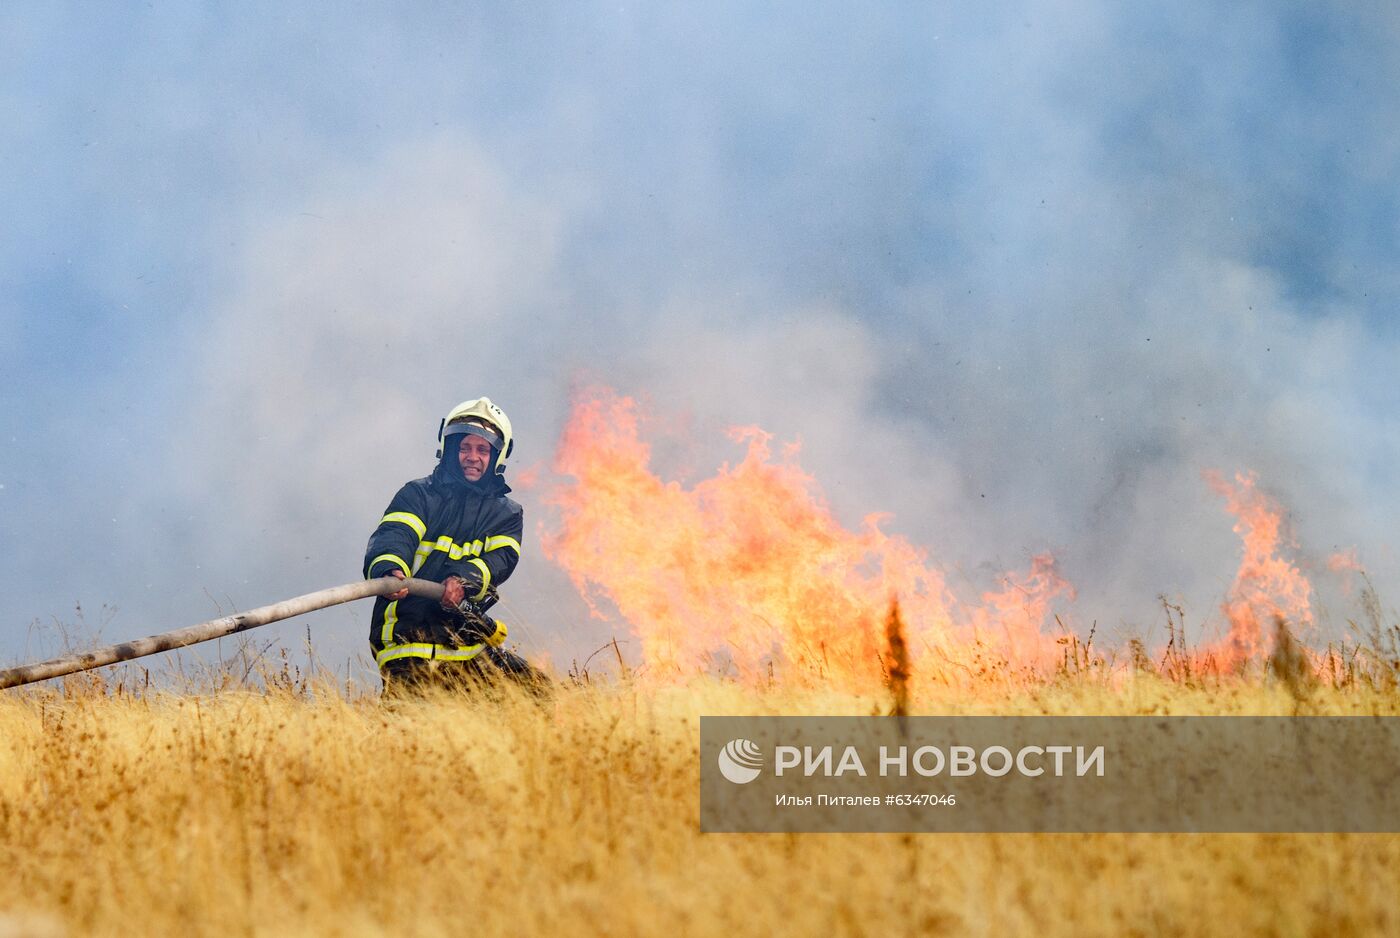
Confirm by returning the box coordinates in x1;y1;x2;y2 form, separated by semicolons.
1;651;1399;937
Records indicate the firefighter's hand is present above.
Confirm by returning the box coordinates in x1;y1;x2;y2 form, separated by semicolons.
384;569;409;601
440;575;467;610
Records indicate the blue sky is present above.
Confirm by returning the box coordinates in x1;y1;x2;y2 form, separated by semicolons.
2;3;1397;679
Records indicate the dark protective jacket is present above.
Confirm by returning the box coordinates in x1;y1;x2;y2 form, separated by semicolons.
363;453;523;671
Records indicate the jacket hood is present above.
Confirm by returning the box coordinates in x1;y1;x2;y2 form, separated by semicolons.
431;444;512;496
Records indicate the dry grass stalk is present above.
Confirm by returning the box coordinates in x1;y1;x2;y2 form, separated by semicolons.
884;598;910;718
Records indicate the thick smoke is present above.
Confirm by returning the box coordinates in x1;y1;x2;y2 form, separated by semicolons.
3;4;1397;678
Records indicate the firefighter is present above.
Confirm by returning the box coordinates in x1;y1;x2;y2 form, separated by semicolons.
363;397;537;694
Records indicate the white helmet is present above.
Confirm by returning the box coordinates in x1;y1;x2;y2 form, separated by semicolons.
437;397;514;476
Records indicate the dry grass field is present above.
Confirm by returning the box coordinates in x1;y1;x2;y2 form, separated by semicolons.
1;657;1398;938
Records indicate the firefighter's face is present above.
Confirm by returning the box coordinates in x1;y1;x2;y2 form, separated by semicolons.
458;435;493;481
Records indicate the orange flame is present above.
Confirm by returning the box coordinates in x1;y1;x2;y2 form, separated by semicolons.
542;388;1074;688
1202;470;1314;669
970;553;1076;666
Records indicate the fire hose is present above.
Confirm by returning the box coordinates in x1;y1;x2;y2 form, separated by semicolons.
0;577;450;690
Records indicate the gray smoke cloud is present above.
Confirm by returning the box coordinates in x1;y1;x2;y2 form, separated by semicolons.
3;3;1397;681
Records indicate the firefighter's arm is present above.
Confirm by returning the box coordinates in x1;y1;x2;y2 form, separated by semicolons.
364;484;429;581
383;568;408;600
457;508;524;602
439;578;508;647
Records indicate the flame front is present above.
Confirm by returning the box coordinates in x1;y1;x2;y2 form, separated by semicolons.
1202;470;1315;669
542;388;1073;688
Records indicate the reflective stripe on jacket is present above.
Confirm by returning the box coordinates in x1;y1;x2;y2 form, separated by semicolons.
364;467;523;664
